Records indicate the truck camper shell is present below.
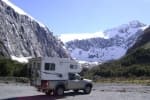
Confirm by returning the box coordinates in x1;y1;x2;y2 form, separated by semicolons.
29;57;82;85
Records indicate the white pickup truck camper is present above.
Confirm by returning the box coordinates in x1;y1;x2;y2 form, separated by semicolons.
28;57;93;96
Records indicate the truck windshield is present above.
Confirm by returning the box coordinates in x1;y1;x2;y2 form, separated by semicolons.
75;74;81;80
69;73;81;80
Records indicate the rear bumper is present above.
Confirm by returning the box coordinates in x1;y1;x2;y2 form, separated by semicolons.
37;86;54;93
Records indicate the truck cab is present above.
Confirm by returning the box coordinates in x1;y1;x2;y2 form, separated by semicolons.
28;57;93;96
67;73;92;94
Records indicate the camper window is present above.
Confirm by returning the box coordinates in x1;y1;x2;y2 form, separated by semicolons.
50;63;55;70
44;63;55;71
70;64;77;69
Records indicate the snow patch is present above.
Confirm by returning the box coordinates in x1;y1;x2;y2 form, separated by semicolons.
78;60;99;68
141;25;149;30
11;56;31;63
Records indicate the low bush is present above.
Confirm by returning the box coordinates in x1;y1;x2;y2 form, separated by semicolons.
0;58;28;77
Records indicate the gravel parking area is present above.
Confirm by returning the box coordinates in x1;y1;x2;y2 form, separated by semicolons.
0;83;150;100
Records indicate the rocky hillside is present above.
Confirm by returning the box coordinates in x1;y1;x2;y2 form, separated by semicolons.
128;26;150;53
0;0;69;61
65;20;146;63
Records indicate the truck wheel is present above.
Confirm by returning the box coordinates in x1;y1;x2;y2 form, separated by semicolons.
45;90;52;95
45;91;49;95
55;86;64;96
83;85;92;94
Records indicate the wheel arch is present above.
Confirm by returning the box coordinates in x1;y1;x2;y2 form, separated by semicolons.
55;83;66;90
85;83;93;88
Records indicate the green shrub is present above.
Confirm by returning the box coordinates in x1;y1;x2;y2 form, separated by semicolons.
0;58;28;77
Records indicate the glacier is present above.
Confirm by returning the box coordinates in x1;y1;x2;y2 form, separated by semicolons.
64;20;147;64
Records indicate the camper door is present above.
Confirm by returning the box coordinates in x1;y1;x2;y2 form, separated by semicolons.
30;60;41;86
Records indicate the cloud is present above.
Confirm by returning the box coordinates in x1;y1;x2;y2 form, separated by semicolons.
59;31;108;43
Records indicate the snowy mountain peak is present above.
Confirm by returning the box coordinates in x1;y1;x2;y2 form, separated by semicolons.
129;20;146;28
60;20;146;43
104;20;146;38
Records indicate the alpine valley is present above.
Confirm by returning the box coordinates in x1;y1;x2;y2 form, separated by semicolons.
0;0;149;66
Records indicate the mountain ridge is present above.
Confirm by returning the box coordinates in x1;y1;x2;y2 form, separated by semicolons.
127;26;150;53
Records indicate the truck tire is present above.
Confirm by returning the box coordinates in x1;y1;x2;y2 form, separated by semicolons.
55;86;64;96
45;91;50;95
83;85;92;94
45;90;52;96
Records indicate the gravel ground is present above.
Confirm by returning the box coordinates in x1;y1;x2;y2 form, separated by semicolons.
0;83;150;100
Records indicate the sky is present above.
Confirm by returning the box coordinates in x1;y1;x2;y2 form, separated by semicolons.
10;0;150;36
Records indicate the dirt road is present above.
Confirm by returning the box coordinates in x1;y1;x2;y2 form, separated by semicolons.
0;83;150;100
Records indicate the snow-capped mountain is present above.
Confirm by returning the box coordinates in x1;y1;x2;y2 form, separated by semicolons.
65;20;147;63
0;0;69;62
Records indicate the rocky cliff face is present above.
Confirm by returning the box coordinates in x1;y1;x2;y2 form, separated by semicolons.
0;0;69;60
65;21;146;63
